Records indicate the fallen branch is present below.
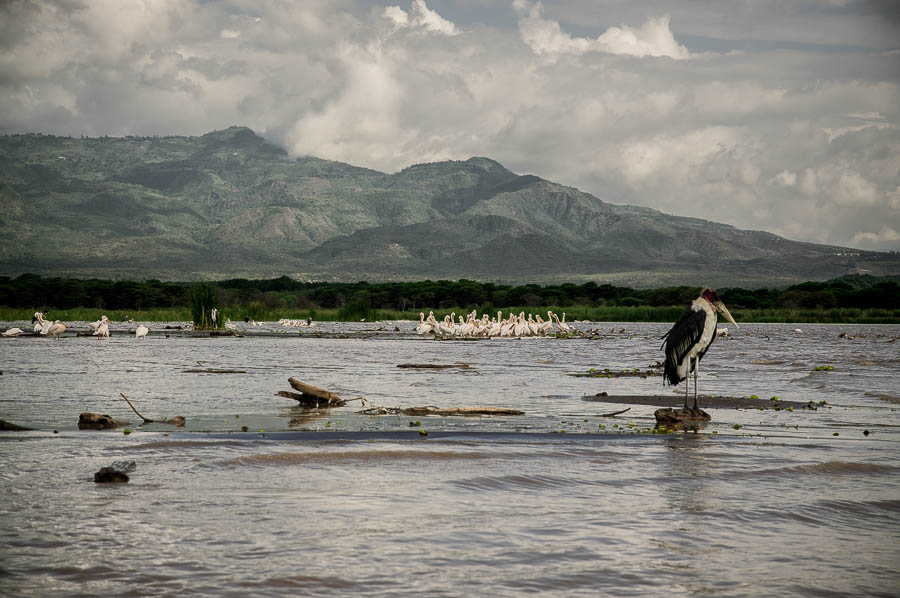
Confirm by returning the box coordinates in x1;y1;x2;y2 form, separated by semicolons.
121;393;153;423
598;407;631;417
119;393;185;426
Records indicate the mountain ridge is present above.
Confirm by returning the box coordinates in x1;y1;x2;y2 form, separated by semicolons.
1;126;896;287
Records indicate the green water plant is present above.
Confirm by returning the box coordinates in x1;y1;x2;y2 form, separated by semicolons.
813;365;835;371
190;284;220;329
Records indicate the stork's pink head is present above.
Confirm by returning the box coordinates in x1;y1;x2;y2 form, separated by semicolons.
701;288;720;306
701;287;739;327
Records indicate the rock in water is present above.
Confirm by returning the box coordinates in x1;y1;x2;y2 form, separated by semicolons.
94;460;136;483
78;412;129;430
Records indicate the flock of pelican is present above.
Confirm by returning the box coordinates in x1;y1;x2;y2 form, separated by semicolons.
0;312;150;339
278;318;315;328
414;310;571;338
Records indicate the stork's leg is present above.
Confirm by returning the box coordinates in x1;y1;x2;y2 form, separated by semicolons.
684;357;691;410
693;359;700;411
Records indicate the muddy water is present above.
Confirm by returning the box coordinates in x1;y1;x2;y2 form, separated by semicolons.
1;322;899;597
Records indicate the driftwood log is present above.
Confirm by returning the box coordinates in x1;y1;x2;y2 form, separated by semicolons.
358;406;524;416
396;363;472;370
276;378;366;408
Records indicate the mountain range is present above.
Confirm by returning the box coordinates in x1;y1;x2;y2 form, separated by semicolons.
2;126;896;287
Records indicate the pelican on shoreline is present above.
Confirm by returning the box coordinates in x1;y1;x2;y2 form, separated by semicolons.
32;312;52;335
47;320;68;339
93;316;110;339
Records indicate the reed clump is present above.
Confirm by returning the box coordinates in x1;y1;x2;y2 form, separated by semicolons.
190;284;220;329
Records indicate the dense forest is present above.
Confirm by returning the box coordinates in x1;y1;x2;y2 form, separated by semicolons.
2;273;897;319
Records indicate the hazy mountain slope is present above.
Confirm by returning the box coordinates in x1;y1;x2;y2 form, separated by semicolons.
1;127;895;285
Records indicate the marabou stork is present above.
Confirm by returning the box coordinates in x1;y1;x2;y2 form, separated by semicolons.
660;288;738;412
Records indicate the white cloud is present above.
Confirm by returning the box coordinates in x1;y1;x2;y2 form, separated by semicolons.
773;170;797;187
384;1;457;36
851;226;900;247
514;1;689;59
0;0;898;252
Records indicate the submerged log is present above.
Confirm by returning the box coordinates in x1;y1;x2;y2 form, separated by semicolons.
584;394;813;410
358;406;524;416
78;412;130;430
276;390;347;407
0;418;35;431
654;407;712;427
396;363;472;370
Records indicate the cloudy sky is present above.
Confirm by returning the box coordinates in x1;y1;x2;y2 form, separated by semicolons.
2;0;899;250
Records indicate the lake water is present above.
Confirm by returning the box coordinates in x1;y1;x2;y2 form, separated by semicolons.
1;321;899;597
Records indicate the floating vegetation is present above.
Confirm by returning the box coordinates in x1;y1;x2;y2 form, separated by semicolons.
571;367;659;378
813;365;835;371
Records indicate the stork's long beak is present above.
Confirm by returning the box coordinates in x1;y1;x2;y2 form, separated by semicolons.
716;301;739;328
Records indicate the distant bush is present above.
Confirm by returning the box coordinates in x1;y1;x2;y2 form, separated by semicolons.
0;273;898;323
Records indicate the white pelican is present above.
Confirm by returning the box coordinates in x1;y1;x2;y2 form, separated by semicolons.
135;324;149;339
47;320;67;339
436;315;454;337
536;315;553;335
514;312;527;337
224;319;237;331
93;318;110;339
661;288;738;412
415;312;434;335
716;327;729;337
2;327;23;337
552;312;569;333
527;314;539;336
32;312;52;335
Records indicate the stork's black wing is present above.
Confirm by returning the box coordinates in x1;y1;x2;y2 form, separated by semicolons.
660;306;710;385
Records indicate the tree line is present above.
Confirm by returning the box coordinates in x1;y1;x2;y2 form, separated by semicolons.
1;273;897;313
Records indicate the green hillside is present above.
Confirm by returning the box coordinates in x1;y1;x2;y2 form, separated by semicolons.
1;127;897;286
